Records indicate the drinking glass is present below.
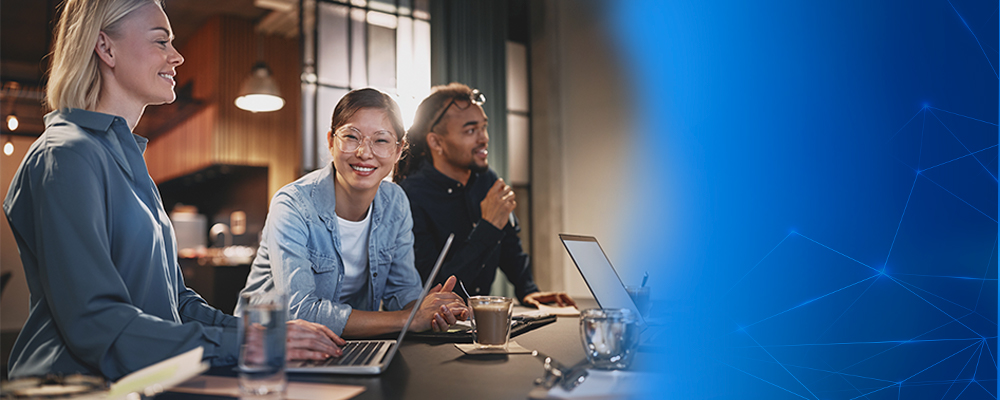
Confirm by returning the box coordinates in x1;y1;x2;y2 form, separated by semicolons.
238;292;287;399
579;308;640;370
468;296;514;350
624;285;651;319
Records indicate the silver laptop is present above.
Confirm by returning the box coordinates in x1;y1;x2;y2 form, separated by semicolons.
287;233;455;374
559;234;648;332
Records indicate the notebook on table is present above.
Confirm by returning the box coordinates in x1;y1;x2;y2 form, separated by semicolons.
286;234;455;374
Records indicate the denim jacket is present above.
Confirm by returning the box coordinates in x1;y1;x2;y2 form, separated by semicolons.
236;163;423;335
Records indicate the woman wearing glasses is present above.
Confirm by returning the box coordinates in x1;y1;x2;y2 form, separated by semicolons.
236;88;468;337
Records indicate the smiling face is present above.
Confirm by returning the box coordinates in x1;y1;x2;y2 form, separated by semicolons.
329;107;402;196
429;102;489;182
103;3;184;109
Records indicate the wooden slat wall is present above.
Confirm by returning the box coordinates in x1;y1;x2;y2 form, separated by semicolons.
146;105;217;182
145;17;221;183
216;18;301;199
145;16;301;199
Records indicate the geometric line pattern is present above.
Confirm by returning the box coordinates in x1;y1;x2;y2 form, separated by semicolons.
723;105;998;399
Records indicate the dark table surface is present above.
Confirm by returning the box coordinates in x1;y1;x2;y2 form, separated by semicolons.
160;299;624;400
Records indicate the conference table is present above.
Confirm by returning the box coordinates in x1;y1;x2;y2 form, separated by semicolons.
160;298;650;400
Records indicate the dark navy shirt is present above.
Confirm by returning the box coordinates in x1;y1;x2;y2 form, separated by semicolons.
399;161;539;301
3;109;239;380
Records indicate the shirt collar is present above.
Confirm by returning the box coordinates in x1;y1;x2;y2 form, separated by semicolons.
46;108;117;132
416;160;479;193
45;108;142;180
312;162;385;231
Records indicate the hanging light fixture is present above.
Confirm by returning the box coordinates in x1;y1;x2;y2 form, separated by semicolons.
3;136;13;156
4;81;19;131
235;61;285;112
235;33;284;113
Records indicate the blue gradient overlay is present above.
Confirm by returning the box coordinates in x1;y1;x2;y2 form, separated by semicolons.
610;0;998;398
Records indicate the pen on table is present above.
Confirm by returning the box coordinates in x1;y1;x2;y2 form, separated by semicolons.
641;271;649;288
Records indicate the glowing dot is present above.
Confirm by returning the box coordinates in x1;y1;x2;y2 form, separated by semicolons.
6;115;18;131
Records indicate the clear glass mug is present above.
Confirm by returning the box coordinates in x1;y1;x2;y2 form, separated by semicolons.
238;292;287;399
579;308;640;370
624;285;651;319
468;296;514;350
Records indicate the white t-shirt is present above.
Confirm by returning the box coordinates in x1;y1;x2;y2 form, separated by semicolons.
337;204;372;303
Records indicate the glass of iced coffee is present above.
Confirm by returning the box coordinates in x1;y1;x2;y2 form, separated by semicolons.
468;296;514;350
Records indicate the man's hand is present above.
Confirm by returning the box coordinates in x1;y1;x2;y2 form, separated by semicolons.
522;292;577;308
414;275;469;333
480;179;516;229
286;319;346;360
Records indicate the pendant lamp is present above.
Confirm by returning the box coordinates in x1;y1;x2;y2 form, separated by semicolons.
235;61;285;113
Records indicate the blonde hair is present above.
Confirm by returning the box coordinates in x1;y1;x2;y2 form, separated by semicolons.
46;0;163;111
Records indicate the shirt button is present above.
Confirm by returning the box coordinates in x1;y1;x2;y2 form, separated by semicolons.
373;272;378;277
475;287;480;293
447;188;453;194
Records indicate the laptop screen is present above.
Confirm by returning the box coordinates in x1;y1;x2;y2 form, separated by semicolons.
559;234;646;330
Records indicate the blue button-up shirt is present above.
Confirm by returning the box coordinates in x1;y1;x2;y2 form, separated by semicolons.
3;109;239;380
235;163;423;335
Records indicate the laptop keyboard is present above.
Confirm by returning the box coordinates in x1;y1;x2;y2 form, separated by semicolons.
315;341;388;366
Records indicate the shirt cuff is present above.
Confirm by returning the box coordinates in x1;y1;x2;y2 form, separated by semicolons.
469;218;505;248
206;325;240;366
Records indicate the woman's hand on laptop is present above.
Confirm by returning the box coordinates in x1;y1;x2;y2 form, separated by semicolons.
522;291;577;308
285;319;346;360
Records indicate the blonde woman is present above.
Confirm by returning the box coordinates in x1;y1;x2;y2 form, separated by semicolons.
3;0;342;380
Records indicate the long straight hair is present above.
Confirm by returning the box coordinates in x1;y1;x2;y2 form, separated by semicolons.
46;0;163;111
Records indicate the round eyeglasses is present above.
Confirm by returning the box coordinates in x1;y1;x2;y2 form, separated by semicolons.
334;127;400;158
428;89;486;132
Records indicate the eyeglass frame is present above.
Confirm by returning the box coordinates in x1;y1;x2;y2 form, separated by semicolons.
331;127;402;158
428;89;486;133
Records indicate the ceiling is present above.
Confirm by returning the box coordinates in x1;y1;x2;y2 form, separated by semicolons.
0;0;294;134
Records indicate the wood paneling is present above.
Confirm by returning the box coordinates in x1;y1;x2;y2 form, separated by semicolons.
145;105;216;181
144;16;301;199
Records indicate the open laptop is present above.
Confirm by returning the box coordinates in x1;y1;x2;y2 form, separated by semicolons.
287;233;455;374
559;234;648;332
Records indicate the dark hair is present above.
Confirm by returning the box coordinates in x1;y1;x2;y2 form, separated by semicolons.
393;82;475;182
331;88;407;143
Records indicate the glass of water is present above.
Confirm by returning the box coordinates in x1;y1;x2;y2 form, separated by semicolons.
624;285;651;319
239;292;287;399
579;308;640;370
